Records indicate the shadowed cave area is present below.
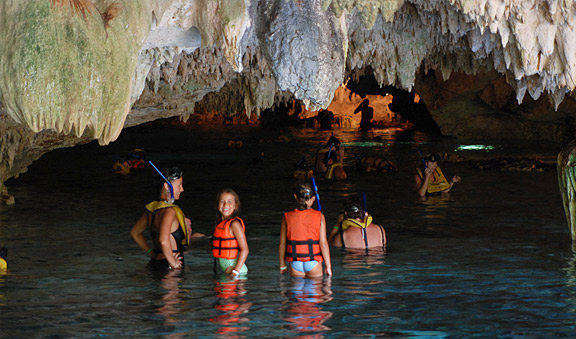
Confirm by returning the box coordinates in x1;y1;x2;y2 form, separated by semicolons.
4;2;576;337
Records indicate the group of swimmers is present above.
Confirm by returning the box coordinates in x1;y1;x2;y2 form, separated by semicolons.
296;135;460;200
130;165;391;279
130;136;460;279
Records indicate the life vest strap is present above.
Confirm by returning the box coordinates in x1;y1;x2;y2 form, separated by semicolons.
212;236;240;255
287;239;321;261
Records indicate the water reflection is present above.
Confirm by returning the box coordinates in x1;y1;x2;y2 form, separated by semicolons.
341;248;386;270
566;243;576;313
210;276;252;338
281;278;333;338
157;270;186;338
420;195;451;222
0;271;5;307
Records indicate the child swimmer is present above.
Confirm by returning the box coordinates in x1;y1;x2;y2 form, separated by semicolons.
212;189;249;277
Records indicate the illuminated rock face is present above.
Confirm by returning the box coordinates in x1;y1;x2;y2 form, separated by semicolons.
3;0;576;199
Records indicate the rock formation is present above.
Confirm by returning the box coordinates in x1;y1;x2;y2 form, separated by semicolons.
3;0;576;208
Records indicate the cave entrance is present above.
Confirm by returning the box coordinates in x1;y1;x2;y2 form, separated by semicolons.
343;75;441;135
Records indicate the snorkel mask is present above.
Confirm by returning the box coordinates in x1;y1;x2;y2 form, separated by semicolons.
149;161;182;204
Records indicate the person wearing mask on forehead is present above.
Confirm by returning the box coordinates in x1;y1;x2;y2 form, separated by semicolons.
131;166;199;271
415;153;461;197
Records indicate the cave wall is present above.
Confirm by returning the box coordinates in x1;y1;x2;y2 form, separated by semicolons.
3;0;576;202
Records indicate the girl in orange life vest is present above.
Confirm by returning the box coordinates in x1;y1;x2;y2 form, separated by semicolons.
212;189;249;277
130;166;192;271
279;182;332;278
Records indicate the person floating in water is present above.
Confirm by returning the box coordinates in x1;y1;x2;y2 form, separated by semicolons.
328;196;386;250
212;188;249;278
415;153;461;197
0;240;7;271
354;99;374;131
279;181;332;278
130;166;203;271
293;157;314;180
356;155;397;173
314;135;347;180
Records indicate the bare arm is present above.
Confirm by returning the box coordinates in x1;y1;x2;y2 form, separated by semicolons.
327;213;344;245
130;212;153;256
279;216;287;274
416;168;432;197
442;175;461;194
229;219;249;274
159;208;181;269
319;214;332;276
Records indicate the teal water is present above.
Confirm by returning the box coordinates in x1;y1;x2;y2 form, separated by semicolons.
0;122;574;338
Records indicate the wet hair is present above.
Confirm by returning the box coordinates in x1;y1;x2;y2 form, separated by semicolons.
325;134;341;149
424;153;440;163
156;166;183;195
343;195;364;219
216;188;241;221
294;181;315;210
165;166;183;182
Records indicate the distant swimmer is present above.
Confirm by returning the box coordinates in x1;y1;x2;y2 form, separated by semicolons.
356;155;397;173
293;157;314;180
212;188;249;278
353;99;374;131
279;181;332;278
328;196;386;250
415;153;461;197
314;135;347;180
0;240;7;271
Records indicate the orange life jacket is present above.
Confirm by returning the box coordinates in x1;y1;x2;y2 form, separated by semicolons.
212;217;245;259
284;209;323;262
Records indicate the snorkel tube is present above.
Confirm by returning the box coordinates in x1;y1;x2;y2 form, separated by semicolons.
325;144;333;167
148;161;174;204
419;149;427;168
311;177;321;211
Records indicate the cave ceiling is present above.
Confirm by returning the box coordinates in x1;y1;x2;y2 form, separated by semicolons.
2;0;576;191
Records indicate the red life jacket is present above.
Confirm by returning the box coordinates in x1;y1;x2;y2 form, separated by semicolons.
212;217;245;259
285;209;323;262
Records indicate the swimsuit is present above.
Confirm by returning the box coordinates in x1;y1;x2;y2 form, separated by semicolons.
145;201;189;270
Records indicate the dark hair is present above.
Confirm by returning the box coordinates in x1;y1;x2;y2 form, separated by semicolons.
325;134;341;149
343;195;363;219
216;188;241;222
165;166;183;181
294;181;314;210
424;153;440;163
156;166;183;194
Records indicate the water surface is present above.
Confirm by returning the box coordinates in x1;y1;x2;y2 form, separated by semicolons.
1;123;573;338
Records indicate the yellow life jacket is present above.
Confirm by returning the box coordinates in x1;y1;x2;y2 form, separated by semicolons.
0;258;6;270
112;161;131;175
325;162;343;180
293;169;314;179
417;166;451;193
145;201;190;247
341;215;373;231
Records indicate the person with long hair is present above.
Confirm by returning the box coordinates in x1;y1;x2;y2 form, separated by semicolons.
279;181;332;278
212;188;249;277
